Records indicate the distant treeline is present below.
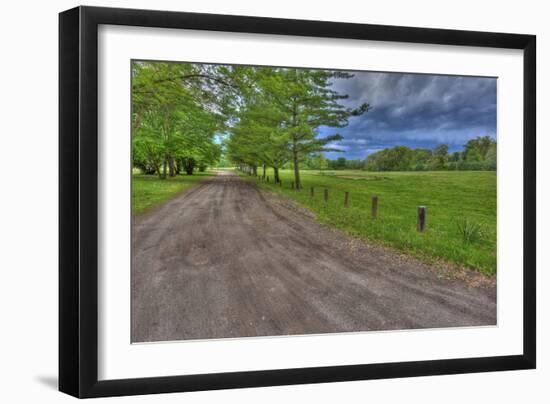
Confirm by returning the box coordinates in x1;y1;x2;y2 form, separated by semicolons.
303;136;496;172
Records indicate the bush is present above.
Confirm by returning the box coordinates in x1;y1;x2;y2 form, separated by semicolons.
456;219;485;244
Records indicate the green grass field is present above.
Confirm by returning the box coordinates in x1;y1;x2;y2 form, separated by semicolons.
132;171;213;215
244;169;496;275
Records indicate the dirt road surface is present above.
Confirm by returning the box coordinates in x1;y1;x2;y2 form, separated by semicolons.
132;170;496;342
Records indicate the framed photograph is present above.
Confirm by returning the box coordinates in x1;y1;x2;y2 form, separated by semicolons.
59;6;536;398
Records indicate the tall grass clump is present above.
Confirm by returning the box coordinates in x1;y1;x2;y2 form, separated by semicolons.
456;219;485;245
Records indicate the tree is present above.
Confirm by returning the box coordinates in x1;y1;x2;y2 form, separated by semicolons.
448;151;462;162
335;157;347;170
307;153;329;171
484;142;497;170
464;136;496;162
365;146;416;171
345;159;364;170
131;61;234;177
430;144;449;169
364;140;495;172
227;93;292;182
250;68;369;188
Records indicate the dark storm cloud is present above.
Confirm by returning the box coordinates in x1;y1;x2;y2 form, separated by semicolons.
321;71;497;160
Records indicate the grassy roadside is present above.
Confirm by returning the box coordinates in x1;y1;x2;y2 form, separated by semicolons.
132;171;214;215
241;168;496;276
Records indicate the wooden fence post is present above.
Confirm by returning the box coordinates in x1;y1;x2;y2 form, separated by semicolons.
291;181;295;190
344;192;349;208
279;180;282;187
324;189;329;202
267;176;269;183
310;187;314;197
372;196;378;218
417;206;426;232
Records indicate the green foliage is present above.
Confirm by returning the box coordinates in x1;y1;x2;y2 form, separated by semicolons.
344;159;364;170
226;66;369;187
132;61;238;177
335;157;347;169
431;144;449;169
464;136;496;161
226;91;291;177
365;146;417;171
243;169;497;275
305;153;367;172
449;151;461;162
306;153;329;170
365;137;496;172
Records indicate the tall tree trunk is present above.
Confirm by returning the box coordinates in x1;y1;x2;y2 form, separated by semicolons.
161;158;167;179
184;158;195;175
262;164;266;179
155;164;162;179
292;136;301;189
168;156;175;177
291;102;301;189
274;167;280;183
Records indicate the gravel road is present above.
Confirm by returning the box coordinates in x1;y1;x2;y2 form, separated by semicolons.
131;170;496;342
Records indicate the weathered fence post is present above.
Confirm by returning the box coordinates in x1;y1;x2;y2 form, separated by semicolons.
372;196;378;218
417;206;426;232
344;191;349;208
310;187;314;197
324;189;329;202
267;176;269;183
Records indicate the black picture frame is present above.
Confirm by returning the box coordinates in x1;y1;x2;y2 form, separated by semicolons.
59;5;536;398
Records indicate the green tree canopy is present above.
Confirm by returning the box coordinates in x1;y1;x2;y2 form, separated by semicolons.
364;137;496;172
227;67;369;187
132;61;239;177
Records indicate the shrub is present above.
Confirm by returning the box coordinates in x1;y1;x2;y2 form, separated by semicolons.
456;219;485;244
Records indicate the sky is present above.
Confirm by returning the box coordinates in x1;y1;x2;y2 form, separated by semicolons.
320;71;497;160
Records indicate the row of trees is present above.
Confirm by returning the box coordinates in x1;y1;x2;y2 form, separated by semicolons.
225;68;370;188
132;62;237;177
284;135;496;172
364;136;497;171
132;63;368;183
303;155;363;170
131;61;496;178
